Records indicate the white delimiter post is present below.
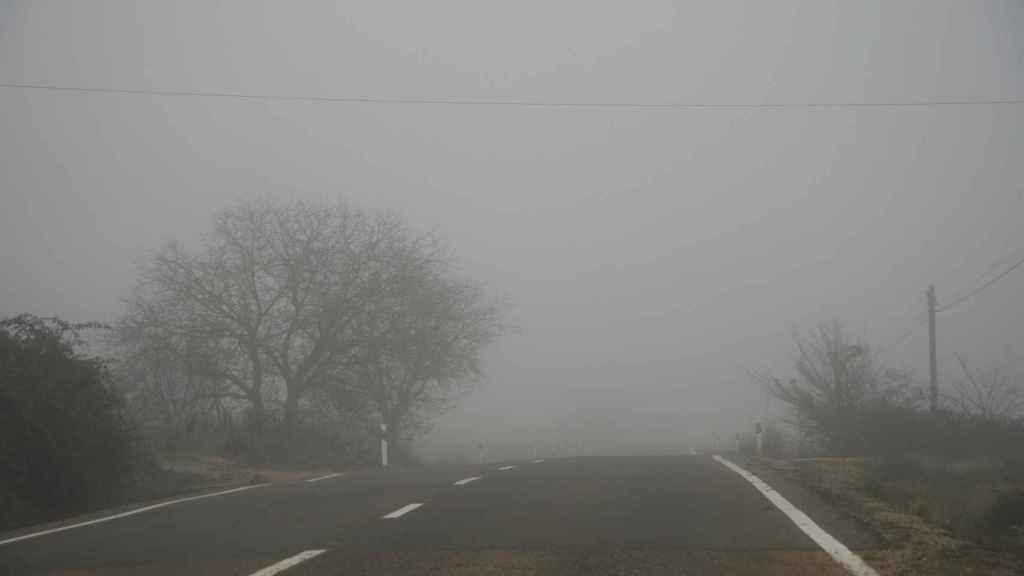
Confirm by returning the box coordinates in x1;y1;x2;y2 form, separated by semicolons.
380;421;389;468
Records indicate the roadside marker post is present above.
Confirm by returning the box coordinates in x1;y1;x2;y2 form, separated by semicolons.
380;421;388;468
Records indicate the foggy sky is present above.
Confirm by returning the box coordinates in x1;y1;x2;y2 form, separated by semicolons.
2;1;1023;459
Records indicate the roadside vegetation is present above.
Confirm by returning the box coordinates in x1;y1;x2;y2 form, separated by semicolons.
0;197;504;530
753;320;1024;557
0;315;138;530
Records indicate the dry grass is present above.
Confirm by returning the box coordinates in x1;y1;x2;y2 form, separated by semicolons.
160;454;338;487
862;455;1024;547
768;457;1024;576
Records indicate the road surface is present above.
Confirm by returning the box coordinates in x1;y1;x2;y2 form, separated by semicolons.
0;455;882;575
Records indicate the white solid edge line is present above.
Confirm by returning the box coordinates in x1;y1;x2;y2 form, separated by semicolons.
453;476;481;486
498;465;517;470
306;472;344;483
248;549;327;576
382;502;424;519
712;455;879;576
0;483;269;547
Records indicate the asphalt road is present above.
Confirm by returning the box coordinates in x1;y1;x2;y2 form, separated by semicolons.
0;455;882;575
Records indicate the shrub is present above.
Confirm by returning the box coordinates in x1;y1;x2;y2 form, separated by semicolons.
976;490;1024;546
0;315;139;528
766;321;921;456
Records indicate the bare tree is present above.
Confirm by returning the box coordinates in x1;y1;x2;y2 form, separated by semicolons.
122;198;503;449
766;320;918;454
254;200;382;432
125;199;382;432
944;355;1024;422
114;301;236;448
131;204;282;429
346;231;505;458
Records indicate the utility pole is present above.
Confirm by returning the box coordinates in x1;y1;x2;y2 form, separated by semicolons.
927;284;938;412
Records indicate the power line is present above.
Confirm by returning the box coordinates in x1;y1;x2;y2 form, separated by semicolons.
941;246;1024;306
888;315;929;349
3;82;1024;110
877;291;927;353
937;252;1024;313
877;311;928;356
881;249;1024;364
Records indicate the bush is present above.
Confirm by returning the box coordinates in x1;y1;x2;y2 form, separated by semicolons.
0;315;140;529
977;490;1024;544
862;415;1024;548
767;321;921;456
859;405;1024;460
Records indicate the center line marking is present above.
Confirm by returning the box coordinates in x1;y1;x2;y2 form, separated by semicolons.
498;465;517;470
382;503;424;519
453;476;481;486
306;472;344;483
713;455;879;576
248;549;327;576
0;483;268;547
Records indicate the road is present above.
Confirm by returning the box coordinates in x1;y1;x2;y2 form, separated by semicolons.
0;455;882;575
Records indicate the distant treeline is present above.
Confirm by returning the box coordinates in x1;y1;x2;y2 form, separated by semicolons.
0;197;504;529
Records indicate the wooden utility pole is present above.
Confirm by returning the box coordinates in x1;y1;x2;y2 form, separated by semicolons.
927;285;938;412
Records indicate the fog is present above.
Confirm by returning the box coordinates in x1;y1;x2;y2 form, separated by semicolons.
2;1;1023;462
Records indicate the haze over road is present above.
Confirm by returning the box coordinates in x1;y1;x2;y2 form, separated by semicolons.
0;455;880;575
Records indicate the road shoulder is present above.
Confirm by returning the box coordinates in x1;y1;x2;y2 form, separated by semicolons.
752;457;1024;576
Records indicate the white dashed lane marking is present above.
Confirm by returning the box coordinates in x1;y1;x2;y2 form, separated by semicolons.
498;465;517;471
306;472;344;483
382;503;424;519
531;459;545;463
453;476;481;486
248;549;326;576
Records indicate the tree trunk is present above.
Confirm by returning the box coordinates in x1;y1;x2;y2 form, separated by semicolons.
249;392;267;435
283;387;300;436
247;342;266;434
